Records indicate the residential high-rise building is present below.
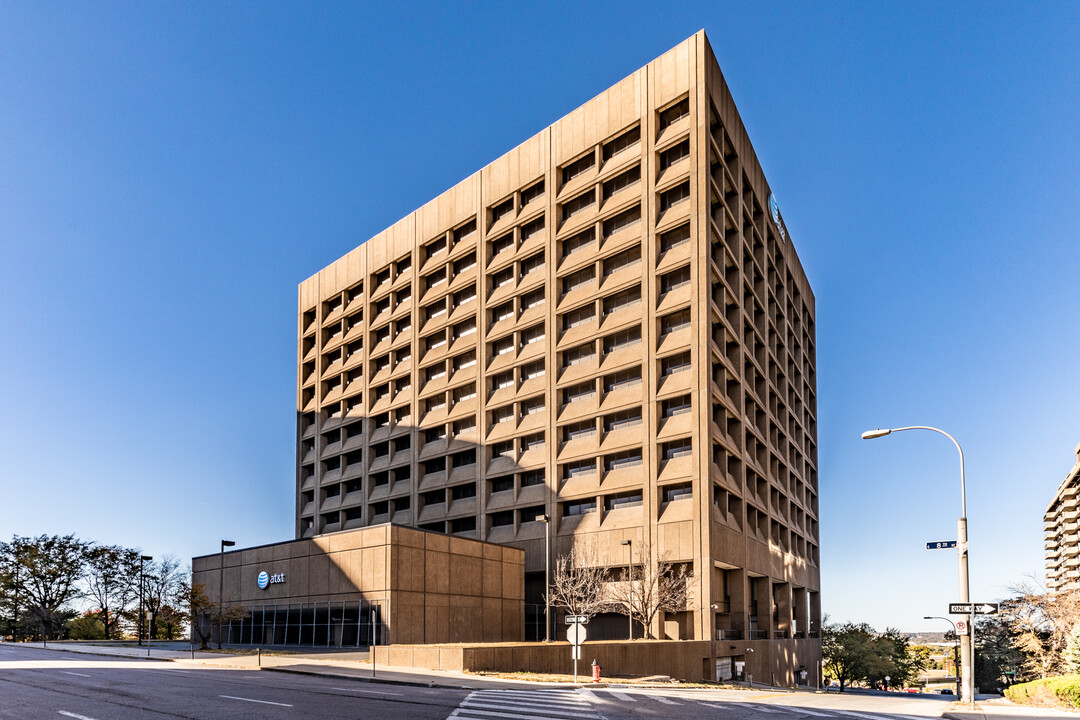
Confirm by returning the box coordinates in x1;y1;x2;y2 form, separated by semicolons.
295;31;819;680
1045;443;1080;592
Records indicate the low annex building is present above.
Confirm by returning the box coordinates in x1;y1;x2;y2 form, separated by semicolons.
191;524;524;646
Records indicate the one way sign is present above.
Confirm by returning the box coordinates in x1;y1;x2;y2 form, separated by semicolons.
949;602;999;615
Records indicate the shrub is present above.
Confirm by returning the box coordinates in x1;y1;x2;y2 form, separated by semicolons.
1005;675;1080;709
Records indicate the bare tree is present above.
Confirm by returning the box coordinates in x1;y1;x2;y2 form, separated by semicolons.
83;545;140;640
608;538;693;640
144;555;185;640
543;543;610;619
1004;579;1080;678
188;582;244;650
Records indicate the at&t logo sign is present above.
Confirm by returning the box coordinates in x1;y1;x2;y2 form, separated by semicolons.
257;571;285;589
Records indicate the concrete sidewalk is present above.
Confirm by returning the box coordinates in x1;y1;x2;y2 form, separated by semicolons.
0;641;631;689
941;698;1077;720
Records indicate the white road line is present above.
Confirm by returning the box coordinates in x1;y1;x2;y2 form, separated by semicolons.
779;708;833;717
329;686;402;695
655;696;680;704
58;713;99;720
450;710;592;720
60;671;91;677
728;702;785;714
602;690;635;702
219;694;293;707
462;701;587;716
833;712;904;720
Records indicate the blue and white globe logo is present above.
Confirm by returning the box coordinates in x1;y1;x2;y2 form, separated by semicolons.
257;571;269;590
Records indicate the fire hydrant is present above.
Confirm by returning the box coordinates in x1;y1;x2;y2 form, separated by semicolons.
591;659;601;683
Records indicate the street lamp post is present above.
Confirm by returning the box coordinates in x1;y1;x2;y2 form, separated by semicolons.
863;426;974;708
138;555;152;647
218;540;235;650
536;514;551;642
925;615;962;697
620;539;633;641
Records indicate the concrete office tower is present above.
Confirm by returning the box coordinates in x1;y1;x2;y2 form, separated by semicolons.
296;31;820;679
1045;443;1080;592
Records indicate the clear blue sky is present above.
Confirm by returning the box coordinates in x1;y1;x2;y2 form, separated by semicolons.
1;2;1077;632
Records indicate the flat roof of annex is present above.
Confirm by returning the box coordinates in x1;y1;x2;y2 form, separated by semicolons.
298;30;814;313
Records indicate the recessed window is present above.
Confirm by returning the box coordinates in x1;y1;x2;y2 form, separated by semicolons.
491;336;514;357
659;182;691;213
453;285;477;307
659;139;690;171
603;287;641;316
453;351;476;371
563;420;596;442
396;256;412;275
562;153;595;185
659;98;690;131
605;491;643;510
521;289;545;311
425;268;447;290
603;327;642;354
604;367;642;392
492;267;515;289
452;318;477;340
562;304;594;331
522;361;545;381
519;251;545;277
662;395;692;418
562;498;597;516
561;190;595;222
452;384;476;402
521;180;544;207
424;236;447;261
490;510;514;527
602;206;641;238
491;476;514;494
521;470;545;487
661;352;692;376
562;381;596;404
660;266;691;294
520;324;545;346
562;266;595;295
491;197;514;225
561;228;596;258
605;450;643;471
422;457;446;475
452;417;476;435
520;216;545;241
659;223;691;253
602;166;641;201
491;233;514;256
663;482;693;502
453;252;477;275
491;440;514;459
604;408;642;432
662;440;693;460
492;371;514;391
562;343;596;368
603;125;641;162
490;301;514;324
490;404;514;425
453;219;476;244
602;246;641;276
521;432;545;451
451;450;477;469
661;309;692;335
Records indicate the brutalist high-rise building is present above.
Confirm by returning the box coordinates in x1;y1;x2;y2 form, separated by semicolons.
295;31;820;682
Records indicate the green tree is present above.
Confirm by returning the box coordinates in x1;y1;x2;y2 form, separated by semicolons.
880;629;929;688
66;611;106;640
823;622;879;691
1;535;90;640
976;614;1024;690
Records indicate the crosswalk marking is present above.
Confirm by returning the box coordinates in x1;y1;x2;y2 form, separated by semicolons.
447;689;601;720
603;690;635;702
655;696;680;704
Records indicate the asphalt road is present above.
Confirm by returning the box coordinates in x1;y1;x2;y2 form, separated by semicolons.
1;644;953;720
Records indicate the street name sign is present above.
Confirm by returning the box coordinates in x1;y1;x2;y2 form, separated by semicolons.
949;602;999;615
926;541;957;549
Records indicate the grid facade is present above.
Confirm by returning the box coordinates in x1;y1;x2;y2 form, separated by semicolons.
296;32;820;658
1044;443;1080;592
